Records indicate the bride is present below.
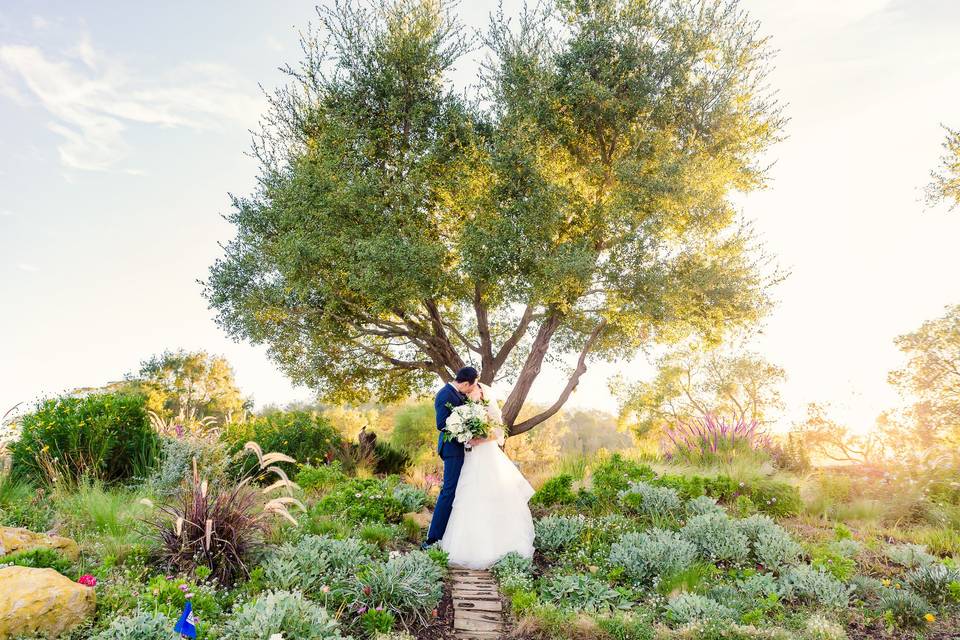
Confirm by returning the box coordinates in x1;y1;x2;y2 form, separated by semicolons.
439;381;535;569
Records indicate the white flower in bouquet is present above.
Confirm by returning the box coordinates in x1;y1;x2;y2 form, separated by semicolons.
443;400;497;444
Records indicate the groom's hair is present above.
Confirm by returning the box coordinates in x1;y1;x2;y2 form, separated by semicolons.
454;366;479;383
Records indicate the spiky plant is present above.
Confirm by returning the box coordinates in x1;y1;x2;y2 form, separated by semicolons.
141;441;305;584
662;414;773;465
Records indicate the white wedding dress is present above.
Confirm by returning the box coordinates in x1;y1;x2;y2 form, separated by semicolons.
440;383;536;569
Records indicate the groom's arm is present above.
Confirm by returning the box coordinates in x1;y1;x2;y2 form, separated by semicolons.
435;390;451;431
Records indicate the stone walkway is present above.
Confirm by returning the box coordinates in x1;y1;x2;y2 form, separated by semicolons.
449;568;506;639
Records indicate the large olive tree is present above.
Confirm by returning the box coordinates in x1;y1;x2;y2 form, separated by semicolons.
205;0;783;434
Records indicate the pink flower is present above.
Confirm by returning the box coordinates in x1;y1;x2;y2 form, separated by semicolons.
77;574;97;587
320;585;330;594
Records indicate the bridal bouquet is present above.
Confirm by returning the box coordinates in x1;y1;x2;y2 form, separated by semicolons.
443;400;495;444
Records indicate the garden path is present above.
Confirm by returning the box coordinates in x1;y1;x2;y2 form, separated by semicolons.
449;568;507;639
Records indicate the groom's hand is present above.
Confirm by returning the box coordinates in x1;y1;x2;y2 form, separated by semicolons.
468;437;483;447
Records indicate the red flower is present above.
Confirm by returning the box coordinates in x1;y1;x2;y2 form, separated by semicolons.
432;608;439;618
78;574;97;587
363;585;372;596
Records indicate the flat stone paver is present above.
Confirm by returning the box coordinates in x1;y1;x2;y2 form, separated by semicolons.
449;569;507;639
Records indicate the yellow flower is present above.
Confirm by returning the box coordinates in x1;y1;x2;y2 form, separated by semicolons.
894;582;902;589
881;579;891;587
924;613;936;623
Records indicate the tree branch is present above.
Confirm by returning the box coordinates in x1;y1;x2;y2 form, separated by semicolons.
510;318;608;435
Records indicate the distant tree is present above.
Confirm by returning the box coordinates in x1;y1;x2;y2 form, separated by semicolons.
926;125;960;210
791;403;886;466
204;0;783;435
615;341;785;437
888;304;960;446
131;350;249;424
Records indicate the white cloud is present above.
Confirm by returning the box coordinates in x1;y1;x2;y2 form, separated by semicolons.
0;36;263;171
17;263;39;272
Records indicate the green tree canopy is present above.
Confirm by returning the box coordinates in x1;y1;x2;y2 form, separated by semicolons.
205;0;783;434
615;339;785;437
130;350;250;424
926;125;960;210
888;304;960;446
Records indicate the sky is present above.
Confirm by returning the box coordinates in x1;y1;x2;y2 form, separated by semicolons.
2;0;959;433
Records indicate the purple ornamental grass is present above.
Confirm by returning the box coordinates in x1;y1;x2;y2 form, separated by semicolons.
662;414;771;462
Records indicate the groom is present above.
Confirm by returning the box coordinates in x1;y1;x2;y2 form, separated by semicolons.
422;366;480;549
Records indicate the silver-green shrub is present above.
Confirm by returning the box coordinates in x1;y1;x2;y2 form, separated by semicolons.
737;572;779;600
778;565;852;609
686;495;725;517
263;535;374;596
828;538;862;559
608;528;696;584
753;526;802;571
353;550;444;623
847;575;885;600
664;593;735;625
92;613;173;640
804;614;848;640
222;590;346;640
619;481;681;521
540;573;631;612
535;515;586;553
884;543;935;569
905;563;960;606
145;436;229;497
492;551;534;591
681;512;749;565
392;484;428;513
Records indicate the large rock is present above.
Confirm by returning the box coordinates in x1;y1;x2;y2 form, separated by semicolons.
0;526;79;560
0;566;96;638
403;509;433;529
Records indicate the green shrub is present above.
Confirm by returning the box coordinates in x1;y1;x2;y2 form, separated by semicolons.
877;589;932;629
595;612;656;640
590;455;654;503
665;593;735;625
509;588;539;615
388;403;436;459
312;477;404;524
263;534;374;597
810;543;856;581
608;529;696;585
360;522;400;548
223;590;347;639
426;546;449;569
11;393;158;484
360;608;396;635
1;547;72;574
747;480;801;517
777;565;851;609
686;495;725;517
736;573;779;600
140;574;224;624
0;473;52;530
392;483;428;513
885;543;935;569
733;495;757;518
681;513;748;565
654;474;706;500
619;481;681;524
531;474;577;507
353;551;444;623
905;563;960;606
535;515;586;554
222;410;343;477
540;573;631;612
92;613;173;640
297;461;347;494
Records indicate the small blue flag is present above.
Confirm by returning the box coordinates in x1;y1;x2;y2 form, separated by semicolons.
174;600;198;638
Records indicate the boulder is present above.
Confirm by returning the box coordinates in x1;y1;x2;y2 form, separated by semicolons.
0;566;96;638
0;526;79;560
404;509;433;529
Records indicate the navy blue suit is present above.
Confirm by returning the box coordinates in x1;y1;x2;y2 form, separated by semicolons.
426;383;466;542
